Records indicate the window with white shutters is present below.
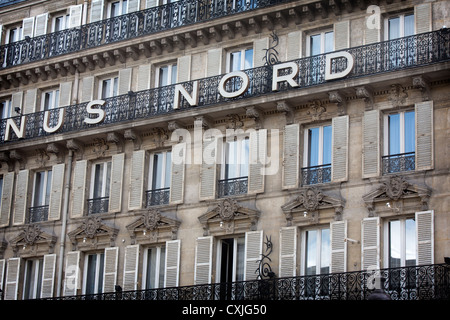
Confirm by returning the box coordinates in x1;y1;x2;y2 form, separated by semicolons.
23;257;44;299
88;161;112;215
147;150;171;207
29;169;52;223
83;252;105;295
302;124;332;185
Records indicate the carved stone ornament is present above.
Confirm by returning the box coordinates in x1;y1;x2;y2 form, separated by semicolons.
383;176;409;201
82;216;103;238
9;224;57;256
68;216;119;250
297;187;324;212
142;208;161;231
218;198;239;221
24;224;42;245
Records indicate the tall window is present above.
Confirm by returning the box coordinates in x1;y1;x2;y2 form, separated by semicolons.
302;125;332;185
219;137;249;197
100;77;119;99
89;161;111;214
30;170;52;222
383;110;415;174
156;64;177;87
227;48;253;72
83;252;105;295
147;151;171;206
386;14;415;40
23;258;44;300
217;237;245;299
0;99;12;119
6;26;23;44
387;218;416;268
41;89;60;111
109;0;128;17
304;227;330;297
53;14;70;32
144;246;166;289
386;13;415;67
308;31;334;56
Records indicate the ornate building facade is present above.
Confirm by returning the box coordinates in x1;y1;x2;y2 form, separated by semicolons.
0;0;448;300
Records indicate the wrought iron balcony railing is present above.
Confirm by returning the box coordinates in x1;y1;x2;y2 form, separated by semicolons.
1;29;449;144
218;176;248;197
382;152;415;175
39;263;450;301
301;164;331;185
0;0;287;70
87;197;110;215
146;187;170;207
27;205;49;223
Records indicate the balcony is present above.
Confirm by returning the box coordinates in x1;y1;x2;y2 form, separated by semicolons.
87;197;110;214
27;205;49;223
1;29;449;145
40;263;450;300
146;187;170;207
218;176;248;197
301;164;331;185
382;152;415;175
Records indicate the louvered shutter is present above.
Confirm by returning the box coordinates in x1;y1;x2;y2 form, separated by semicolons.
34;13;48;37
364;16;380;44
362;110;380;178
253;37;268;67
63;251;80;296
59;82;72;107
137;64;151;91
244;230;263;281
206;48;222;77
0;172;14;227
90;0;104;23
361;217;380;270
286;31;302;61
248;129;266;195
282;123;300;189
334;21;350;50
279;226;297;277
109;153;124;213
416;210;434;265
177;55;191;83
118;68;132;96
330;221;347;273
22;17;35;39
127;0;140;13
331;115;349;182
81;76;94;102
415;101;434;171
129;150;146;210
170;143;185;204
194;236;212;285
40;254;56;298
13;169;29;225
11;91;23;114
165;240;181;288
48;163;65;221
103;247;119;293
71;160;87;218
199;137;218;201
415;3;431;34
23;89;37;114
123;244;140;291
68;4;83;28
4;257;20;300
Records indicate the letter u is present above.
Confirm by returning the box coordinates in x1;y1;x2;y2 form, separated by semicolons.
44;108;66;133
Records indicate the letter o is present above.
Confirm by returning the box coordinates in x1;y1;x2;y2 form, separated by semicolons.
218;71;249;98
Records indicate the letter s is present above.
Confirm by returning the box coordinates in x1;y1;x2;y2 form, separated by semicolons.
85;100;106;125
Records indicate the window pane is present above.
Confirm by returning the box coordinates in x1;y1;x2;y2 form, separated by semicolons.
322;126;332;164
105;162;111;197
112;77;118;97
102;79;111;99
240;138;249;177
404;14;415;37
389;17;400;39
171;65;177;85
305;230;317;275
225;141;238;179
244;49;253;69
86;254;97;295
320;229;330;274
44;92;52;111
0;176;3;208
93;164;103;198
389;220;401;268
230;51;241;72
146;248;157;289
236;237;245;282
159;247;166;288
164;152;172;188
97;253;104;294
45;170;52;205
404;111;415;153
405;218;416;266
159;66;169;87
34;171;44;206
324;32;334;53
111;1;120;17
152;153;163;189
310;34;321;56
388;114;400;155
308;128;320;166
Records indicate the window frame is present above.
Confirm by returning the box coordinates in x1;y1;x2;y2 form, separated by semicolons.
51;12;70;32
155;63;178;88
41;88;60;111
148;150;172;191
82;252;105;295
99;76;119;99
226;47;254;72
306;29;334;56
31;169;52;208
221;136;249;181
383;109;415;157
384;12;415;40
142;245;166;290
23;257;44;300
215;236;245;283
301;225;331;276
0;98;12;119
107;0;129;18
383;216;417;269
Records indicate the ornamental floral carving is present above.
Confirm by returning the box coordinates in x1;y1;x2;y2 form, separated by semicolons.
142;208;161;231
383;175;409;201
82;216;103;238
296;187;324;212
217;198;239;222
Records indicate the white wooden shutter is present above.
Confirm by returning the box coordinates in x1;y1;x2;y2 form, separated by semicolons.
48;163;65;221
13;169;29;225
123;244;140;291
118;68;132;96
11;91;23;114
71;160;87;218
63;251;80;296
282;123;300;189
330;221;347;273
4;257;20;300
415;101;434;171
145;0;157;8
362;110;380;178
128;150;146;210
109;153;124;213
137;64;151;91
194;236;213;285
59;82;73;107
206;48;222;77
286;31;302;61
68;4;83;28
331;115;349;182
0;172;14;227
34;13;48;37
244;230;263;281
199;137;218;201
81;76;94;102
416;210;434;265
24;88;37;114
90;0;104;23
254;37;268;67
361;217;380;270
22;17;35;39
177;55;191;83
170;143;185;204
248;129;266;195
40;254;56;298
279;226;297;277
334;21;350;50
364;16;380;44
165;239;181;288
127;0;140;13
103;247;119;293
415;3;431;34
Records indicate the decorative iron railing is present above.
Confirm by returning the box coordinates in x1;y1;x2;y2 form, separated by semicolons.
382;152;415;174
146;187;170;207
301;164;331;185
27;205;49;223
87;197;110;215
0;0;287;70
39;263;450;300
218;176;248;197
1;29;449;144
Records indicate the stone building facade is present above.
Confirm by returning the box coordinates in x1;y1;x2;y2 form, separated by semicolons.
0;0;448;300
